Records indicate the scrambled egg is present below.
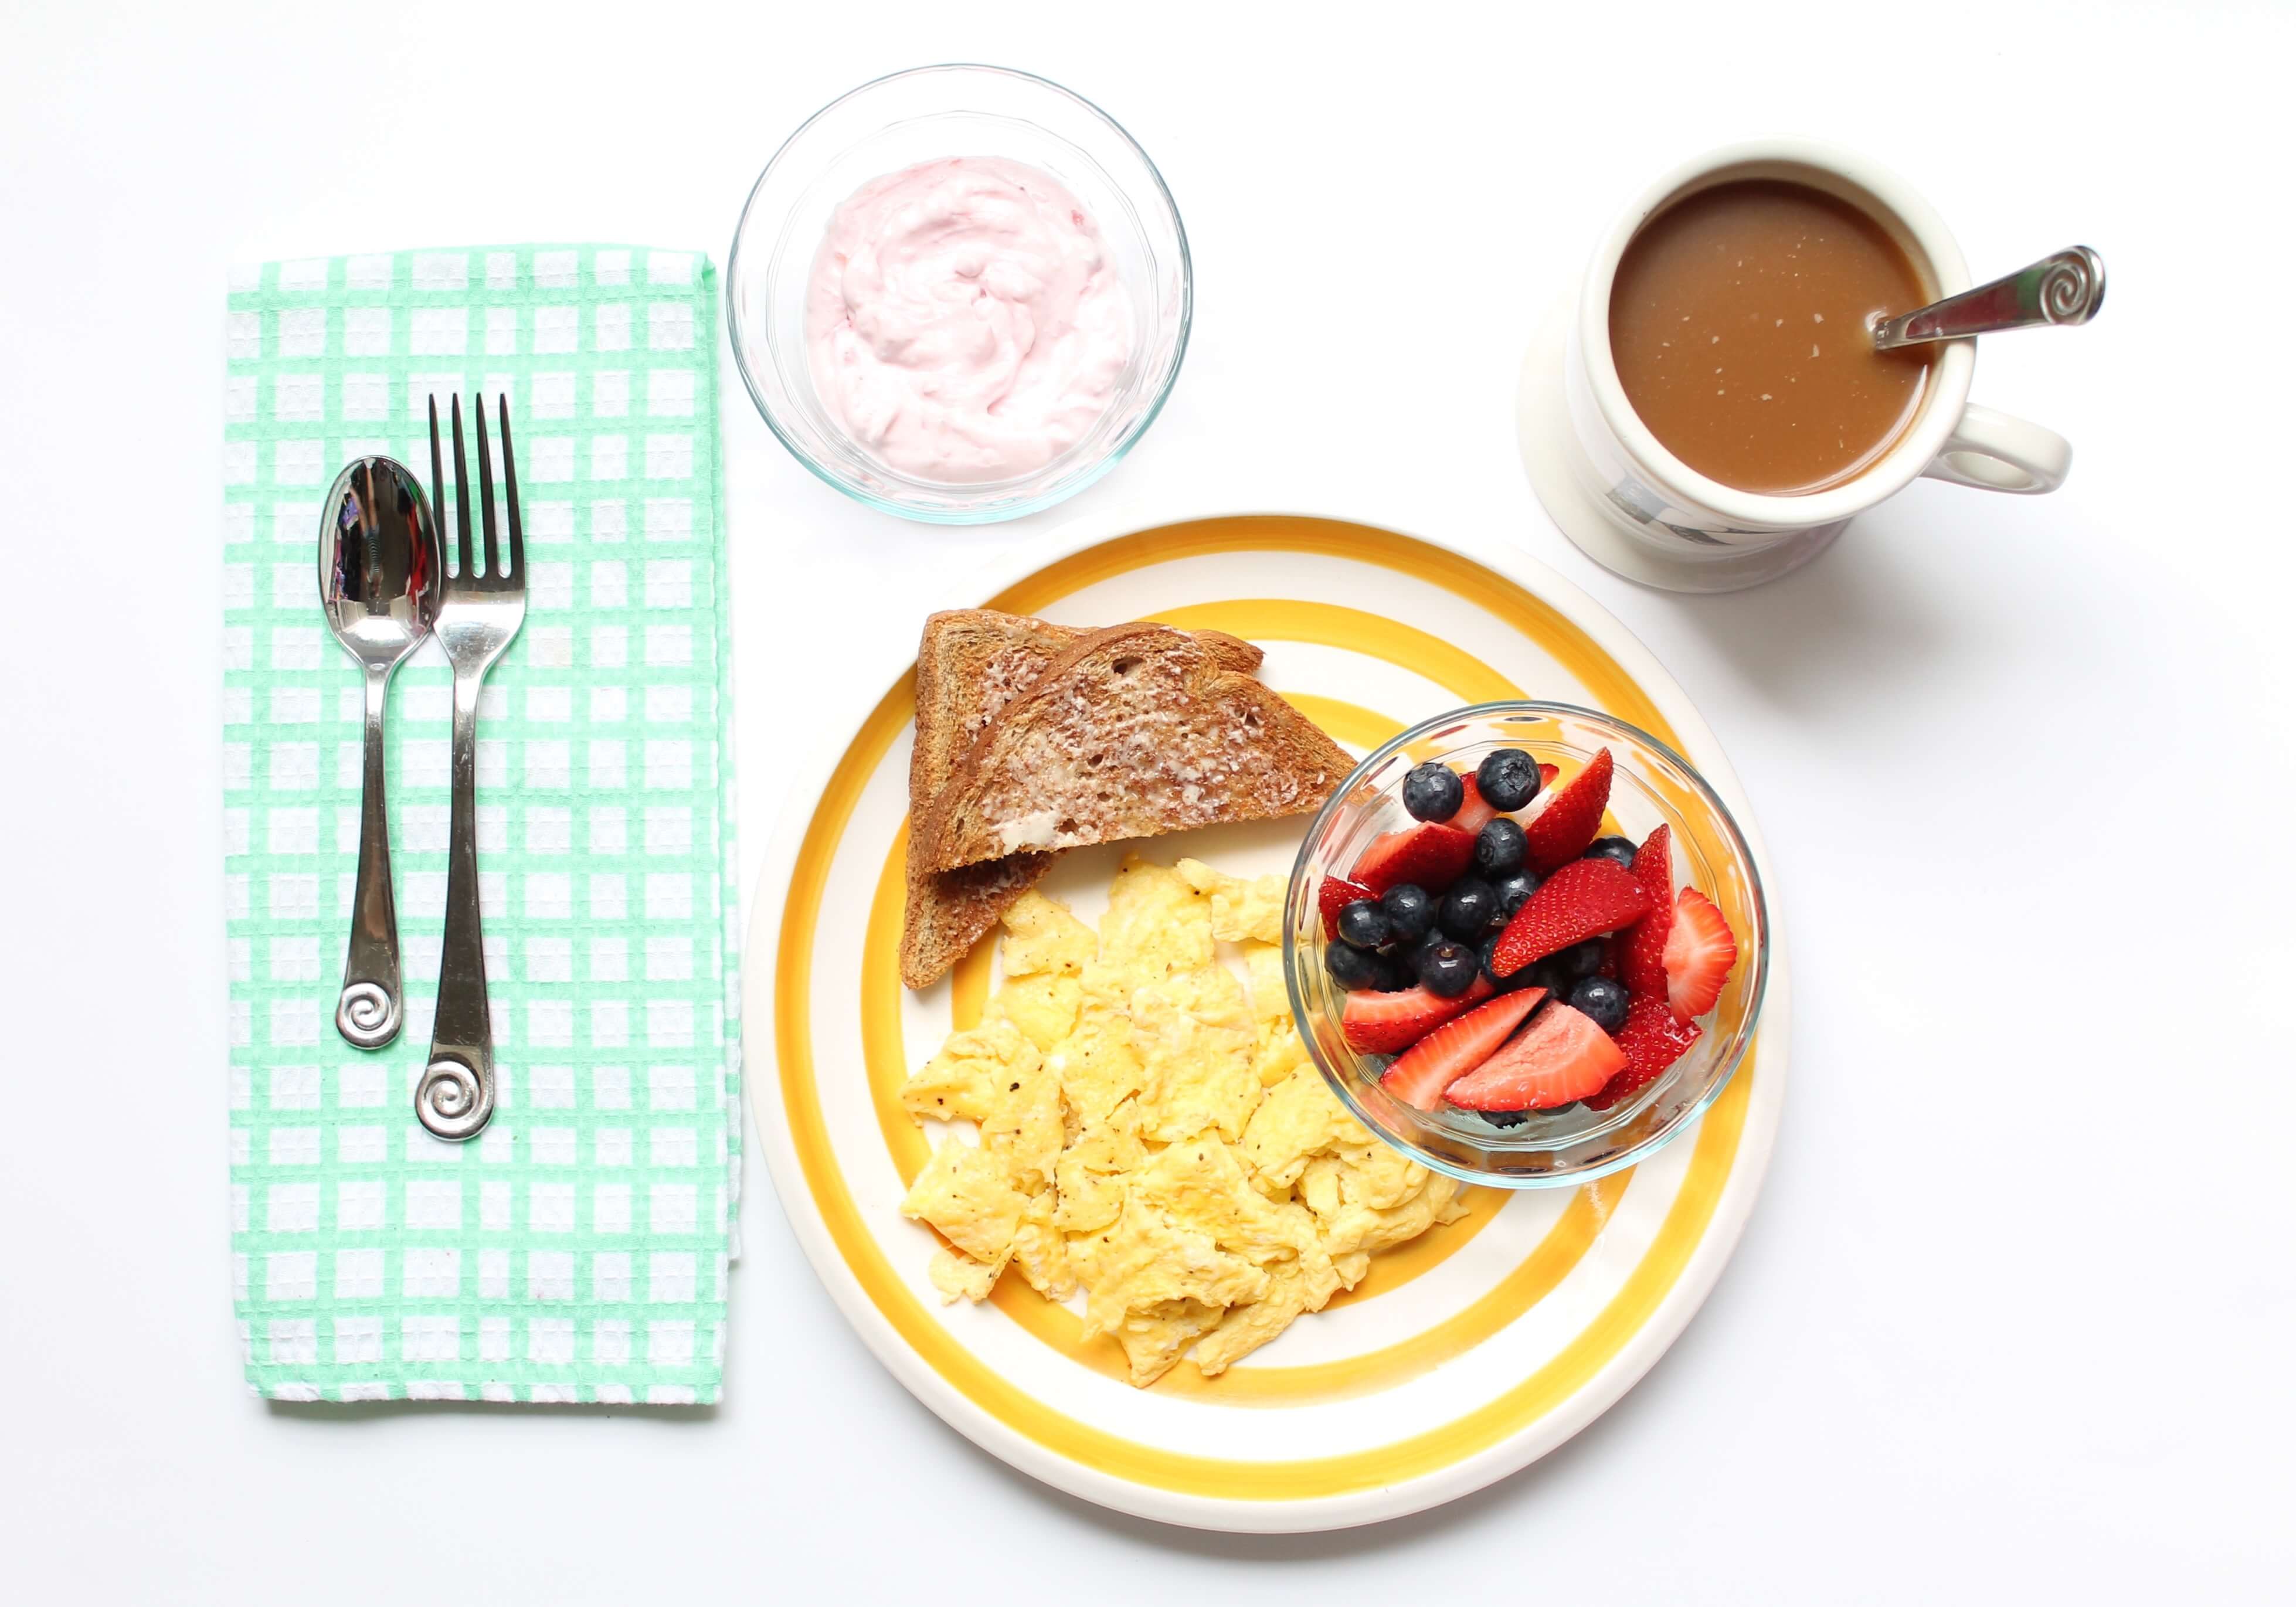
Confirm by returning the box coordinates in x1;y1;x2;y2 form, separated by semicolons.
899;857;1469;1386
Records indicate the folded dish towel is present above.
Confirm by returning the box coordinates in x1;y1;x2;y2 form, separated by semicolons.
221;245;738;1403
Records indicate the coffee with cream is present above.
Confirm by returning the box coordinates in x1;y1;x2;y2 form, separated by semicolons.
1608;179;1932;495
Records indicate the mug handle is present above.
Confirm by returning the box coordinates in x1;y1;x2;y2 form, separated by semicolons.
1921;403;2072;494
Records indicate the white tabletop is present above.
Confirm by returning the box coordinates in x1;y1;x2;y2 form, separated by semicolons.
4;2;2291;1599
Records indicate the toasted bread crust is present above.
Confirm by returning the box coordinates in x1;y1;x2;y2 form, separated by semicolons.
918;623;1352;874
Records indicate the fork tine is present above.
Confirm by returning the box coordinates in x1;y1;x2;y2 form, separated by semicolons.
474;395;500;580
427;395;446;563
497;395;523;583
449;395;474;579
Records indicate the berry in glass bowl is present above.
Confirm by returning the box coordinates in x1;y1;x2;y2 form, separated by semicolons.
1283;703;1767;1188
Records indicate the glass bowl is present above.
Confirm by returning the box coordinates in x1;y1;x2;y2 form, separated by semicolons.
1282;702;1769;1188
726;64;1191;524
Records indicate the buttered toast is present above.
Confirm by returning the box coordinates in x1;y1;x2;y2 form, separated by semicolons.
898;611;1263;988
916;621;1352;875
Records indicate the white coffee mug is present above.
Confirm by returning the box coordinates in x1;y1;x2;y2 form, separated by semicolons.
1526;138;2073;592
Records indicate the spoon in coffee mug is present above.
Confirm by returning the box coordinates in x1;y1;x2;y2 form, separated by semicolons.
1871;246;2105;350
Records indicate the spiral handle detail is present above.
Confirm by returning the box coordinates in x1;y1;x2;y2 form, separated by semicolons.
1871;245;2105;350
335;981;400;1048
2036;249;2104;324
417;1056;492;1142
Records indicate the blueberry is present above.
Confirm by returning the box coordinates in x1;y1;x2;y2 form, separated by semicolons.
1582;835;1638;870
1439;878;1497;942
1476;748;1542;811
1336;898;1392;950
1473;817;1527;877
1400;761;1465;823
1555;937;1607;981
1324;940;1383;991
1479;1108;1529;1129
1526;957;1570;998
1567;974;1630;1032
1492;868;1540;918
1378;882;1435;943
1417;939;1479;998
1374;952;1418;991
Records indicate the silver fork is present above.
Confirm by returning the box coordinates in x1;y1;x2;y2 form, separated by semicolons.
415;394;526;1141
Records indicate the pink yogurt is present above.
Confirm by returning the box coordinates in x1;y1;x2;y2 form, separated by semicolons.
804;157;1135;485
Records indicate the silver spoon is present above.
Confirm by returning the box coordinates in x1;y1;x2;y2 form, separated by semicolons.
1872;246;2105;350
318;456;440;1048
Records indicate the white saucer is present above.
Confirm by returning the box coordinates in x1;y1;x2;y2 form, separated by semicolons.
1516;283;1846;593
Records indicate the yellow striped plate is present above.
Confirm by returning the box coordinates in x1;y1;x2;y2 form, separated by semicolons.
745;512;1788;1532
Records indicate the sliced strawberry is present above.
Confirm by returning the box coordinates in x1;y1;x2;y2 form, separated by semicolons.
1585;994;1702;1109
1379;988;1547;1110
1489;857;1650;977
1596;936;1621;979
1619;824;1675;997
1663;887;1738;1022
1446;1003;1626;1110
1456;767;1558;834
1317;875;1374;939
1452;773;1500;835
1340;976;1495;1054
1352;823;1475;896
1520;748;1614;874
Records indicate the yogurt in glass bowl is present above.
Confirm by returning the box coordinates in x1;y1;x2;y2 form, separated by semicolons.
728;64;1191;523
1282;702;1770;1188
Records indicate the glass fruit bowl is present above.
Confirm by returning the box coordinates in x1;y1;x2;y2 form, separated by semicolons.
1282;702;1768;1188
725;63;1191;524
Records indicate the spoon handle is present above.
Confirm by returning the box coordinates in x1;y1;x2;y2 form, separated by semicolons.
1872;246;2105;350
335;662;403;1048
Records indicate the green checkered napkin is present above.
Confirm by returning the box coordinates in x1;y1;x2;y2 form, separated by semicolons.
222;246;738;1403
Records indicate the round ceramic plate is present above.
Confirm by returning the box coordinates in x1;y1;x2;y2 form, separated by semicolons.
745;511;1788;1533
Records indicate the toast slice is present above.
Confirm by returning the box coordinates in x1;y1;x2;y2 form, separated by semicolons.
899;611;1263;988
917;622;1353;874
908;610;1089;810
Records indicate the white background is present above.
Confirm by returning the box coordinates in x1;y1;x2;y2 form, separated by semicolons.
2;1;2291;1599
